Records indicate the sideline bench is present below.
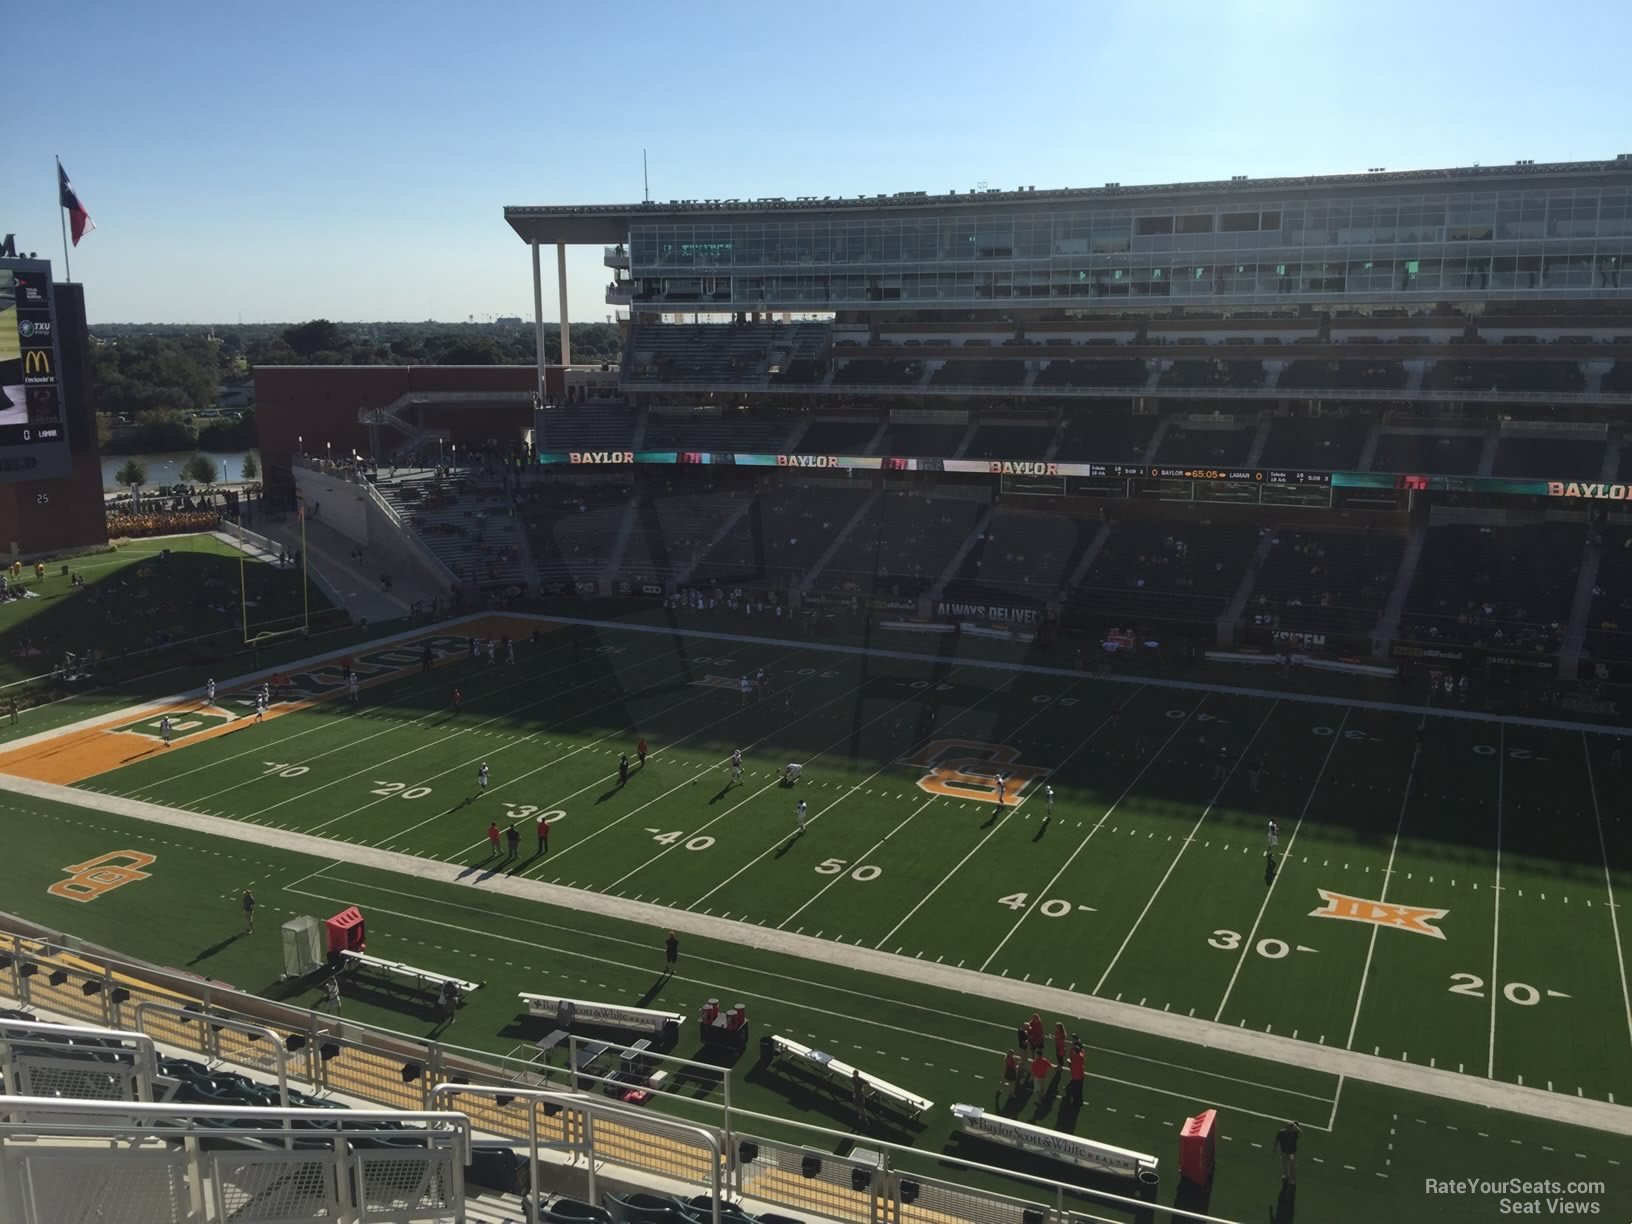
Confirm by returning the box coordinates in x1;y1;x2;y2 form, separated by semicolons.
519;993;682;1043
950;1103;1159;1184
339;951;480;1003
768;1034;932;1121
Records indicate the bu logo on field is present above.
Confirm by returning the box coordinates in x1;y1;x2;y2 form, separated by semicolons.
901;739;1051;802
48;851;157;903
1310;888;1448;939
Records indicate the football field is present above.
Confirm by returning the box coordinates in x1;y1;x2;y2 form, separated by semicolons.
50;614;1632;1109
4;614;1632;1221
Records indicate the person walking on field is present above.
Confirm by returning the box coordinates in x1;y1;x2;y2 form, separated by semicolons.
536;815;550;855
160;716;173;747
618;754;630;786
241;890;256;932
505;823;520;861
452;687;462;715
486;821;501;858
1276;1121;1300;1184
478;762;489;793
663;929;679;975
637;737;648;767
1066;1042;1086;1106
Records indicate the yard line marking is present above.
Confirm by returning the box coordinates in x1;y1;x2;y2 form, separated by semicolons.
130;631;599;794
778;796;937;928
1487;725;1504;1080
382;641;830;850
697;671;1045;912
234;637;688;828
1087;701;1278;991
1214;708;1350;1022
1582;732;1632;1067
875;686;1147;952
1345;713;1428;1053
633;666;991;901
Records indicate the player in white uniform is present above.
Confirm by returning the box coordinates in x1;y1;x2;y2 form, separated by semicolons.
730;749;743;783
783;762;802;785
478;762;489;791
348;673;360;704
1044;785;1054;816
740;675;752;706
255;693;266;723
205;678;215;705
994;772;1007;807
795;799;807;833
486;638;496;664
160;716;172;746
1266;819;1279;856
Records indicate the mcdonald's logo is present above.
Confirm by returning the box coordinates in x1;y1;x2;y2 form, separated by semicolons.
22;350;52;380
48;851;156;903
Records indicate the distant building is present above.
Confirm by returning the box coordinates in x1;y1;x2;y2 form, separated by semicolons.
495;316;524;327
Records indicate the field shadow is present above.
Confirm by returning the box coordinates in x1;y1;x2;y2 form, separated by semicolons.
187;930;249;966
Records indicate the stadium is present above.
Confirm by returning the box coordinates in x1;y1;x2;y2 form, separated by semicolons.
2;153;1631;1224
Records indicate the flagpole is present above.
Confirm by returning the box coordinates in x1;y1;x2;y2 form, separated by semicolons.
56;157;71;282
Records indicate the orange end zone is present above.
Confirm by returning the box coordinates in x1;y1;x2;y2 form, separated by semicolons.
0;616;559;786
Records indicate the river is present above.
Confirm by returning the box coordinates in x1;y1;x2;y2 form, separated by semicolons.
100;450;261;490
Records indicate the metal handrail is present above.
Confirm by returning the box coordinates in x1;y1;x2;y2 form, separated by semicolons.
433;1082;723;1224
132;1000;288;1108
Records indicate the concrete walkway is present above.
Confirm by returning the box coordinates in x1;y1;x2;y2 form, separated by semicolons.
2;770;1628;1139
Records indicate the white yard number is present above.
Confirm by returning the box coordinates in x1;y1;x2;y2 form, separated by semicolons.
261;761;309;778
997;894;1075;917
152;718;204;732
815;859;881;881
1312;727;1369;741
371;781;431;799
1208;930;1289;958
1447;974;1544;1005
505;805;565;822
1032;695;1079;708
652;831;714;851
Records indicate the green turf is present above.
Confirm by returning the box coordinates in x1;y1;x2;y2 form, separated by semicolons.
0;534;324;689
2;789;1627;1223
12;616;1632;1221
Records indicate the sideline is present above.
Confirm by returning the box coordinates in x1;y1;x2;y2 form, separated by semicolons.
522;614;1630;737
2;772;1628;1139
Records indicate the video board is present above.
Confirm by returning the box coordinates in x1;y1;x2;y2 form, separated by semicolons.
0;257;70;480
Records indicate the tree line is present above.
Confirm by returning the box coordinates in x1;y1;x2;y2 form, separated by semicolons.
91;320;623;455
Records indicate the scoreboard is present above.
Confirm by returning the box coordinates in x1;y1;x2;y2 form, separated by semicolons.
0;257;70;480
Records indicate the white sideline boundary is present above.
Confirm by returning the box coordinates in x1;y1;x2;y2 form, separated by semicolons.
10;611;1626;758
1;772;1629;1138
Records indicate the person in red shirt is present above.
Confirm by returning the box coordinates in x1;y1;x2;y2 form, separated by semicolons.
1026;1012;1044;1055
1000;1049;1020;1105
536;816;550;855
1067;1044;1086;1105
1029;1052;1052;1098
452;687;462;714
637;737;649;767
486;821;500;857
1053;1022;1067;1065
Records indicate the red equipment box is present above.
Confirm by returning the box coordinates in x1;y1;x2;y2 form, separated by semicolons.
1179;1109;1217;1186
325;907;366;955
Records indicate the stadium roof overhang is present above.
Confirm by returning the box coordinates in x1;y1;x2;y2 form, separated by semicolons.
504;157;1632;245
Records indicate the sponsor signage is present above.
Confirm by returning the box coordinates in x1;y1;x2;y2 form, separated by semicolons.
1;256;71;478
936;600;1041;626
951;1105;1158;1180
520;992;680;1037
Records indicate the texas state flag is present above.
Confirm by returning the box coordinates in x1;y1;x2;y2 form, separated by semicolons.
57;161;95;246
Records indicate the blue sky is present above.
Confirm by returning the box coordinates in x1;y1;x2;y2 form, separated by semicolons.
6;0;1630;324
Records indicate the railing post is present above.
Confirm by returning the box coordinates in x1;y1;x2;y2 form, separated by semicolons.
426;1043;443;1110
528;1099;542;1224
185;1134;207;1221
98;966;115;1027
583;1109;597;1205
